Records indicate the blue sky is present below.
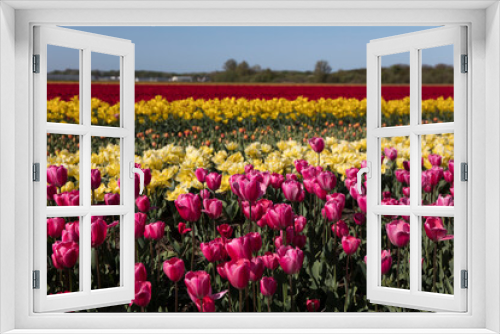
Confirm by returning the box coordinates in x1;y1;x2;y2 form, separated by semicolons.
50;26;453;73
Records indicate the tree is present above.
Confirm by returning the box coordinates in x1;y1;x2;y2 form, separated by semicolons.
223;59;238;72
314;60;332;83
236;61;251;77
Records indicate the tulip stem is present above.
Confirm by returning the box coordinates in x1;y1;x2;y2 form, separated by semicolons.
289;275;295;312
150;240;155;279
252;281;257;312
239;289;243;312
213;219;216;240
95;247;101;289
228;282;232;312
344;255;350;312
191;223;196;271
67;269;73;292
396;247;400;289
433;242;438;293
245;286;250;312
248;201;252;234
333;225;337;289
174;282;178;313
267;296;271;312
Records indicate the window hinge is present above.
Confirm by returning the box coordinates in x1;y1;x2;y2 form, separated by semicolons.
33;270;40;289
33;163;40;182
461;54;468;73
461;270;468;289
33;54;40;73
461;162;468;181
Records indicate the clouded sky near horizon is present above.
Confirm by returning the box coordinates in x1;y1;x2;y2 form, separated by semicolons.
49;26;453;73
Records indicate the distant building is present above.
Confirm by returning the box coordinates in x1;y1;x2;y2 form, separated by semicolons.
171;76;193;82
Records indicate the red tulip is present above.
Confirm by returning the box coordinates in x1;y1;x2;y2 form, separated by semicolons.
144;221;165;240
224;259;251;289
178;222;192;235
317;171;337;192
62;221;79;242
331;220;349;238
47;165;68;187
277;246;304;275
203;198;223;219
270;173;285;189
384;147;398;161
47;217;65;238
135;195;150;212
217;224;233;239
200;239;225;262
51;241;79;269
163;257;185;282
262;251;280;270
135;263;147;282
385;220;410;248
424;217;454;242
225;235;252;260
282;179;305;202
104;193;120;205
175;193;202;222
135;213;147;239
342;235;361;255
306;299;320;312
54;190;80;206
260;276;277;296
132;281;151;308
265;203;294;231
91;169;101;190
47;185;57;200
195;168;208;183
308;137;325;153
185;271;211;299
205;172;222;191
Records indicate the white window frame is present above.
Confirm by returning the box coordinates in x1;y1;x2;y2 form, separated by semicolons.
1;1;499;333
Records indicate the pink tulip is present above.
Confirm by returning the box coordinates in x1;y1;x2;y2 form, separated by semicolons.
163;257;185;282
385;220;410;248
308;137;325;153
353;213;365;225
135;195;150;212
195;168;208;183
185;271;212;299
200;239;226;262
203;198;223;219
91;169;101;190
249;256;265;281
294;159;309;174
54;190;80;206
241;200;265;222
132;281;152;308
62;221;79;242
277;246;304;275
175;193;202;222
232;176;266;203
403;187;410;197
322;199;343;222
424;217;454;242
294;215;307;233
342;235;361;255
381;250;393;275
51;241;79;269
262;251;280;270
199;189;211;200
91;218;108;247
326;193;346;209
302;166;322;180
312;181;327;200
144;221;165;240
265;203;294;231
47;217;65;238
435;194;454;206
217;263;228;280
104;193;120;205
246;232;262;252
384;147;398;161
217;224;233;239
317;171;337;192
260;276;277;296
281;179;305;202
47;165;68;187
47;185;57;200
135;213;146;239
332;220;349;238
306;299;320;312
345;168;359;180
428;154;442;167
294;234;307;249
245;164;254;174
135;263;147;282
225;235;253;260
395;169;410;184
403;160;410;171
449;160;454;174
357;195;367;213
141;168;152;187
178;222;192;235
270;173;285;189
206;172;222;191
225;259;251;289
444;170;454;183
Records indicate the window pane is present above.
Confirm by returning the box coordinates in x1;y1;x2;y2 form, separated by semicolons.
381;52;410;127
421;134;454;206
91;215;121;290
421;46;454;124
380;136;410;205
91;137;121;205
47;45;80;124
91;52;121;127
47;216;80;295
421;216;454;294
380;215;410;290
47;133;80;207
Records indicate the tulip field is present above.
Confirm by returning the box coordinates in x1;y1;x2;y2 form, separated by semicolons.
46;83;455;312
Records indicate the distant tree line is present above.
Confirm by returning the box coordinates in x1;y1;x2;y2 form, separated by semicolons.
48;59;453;84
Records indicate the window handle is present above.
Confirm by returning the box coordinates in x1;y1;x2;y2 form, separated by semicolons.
130;162;145;195
357;162;371;195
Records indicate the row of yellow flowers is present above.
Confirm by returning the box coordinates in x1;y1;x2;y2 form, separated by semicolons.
47;96;454;125
47;133;454;202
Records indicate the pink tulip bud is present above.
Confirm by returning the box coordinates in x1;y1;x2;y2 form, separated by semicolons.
403;160;410;171
331;220;349;238
428;154;442;167
294;215;307;233
270;173;285;189
185;271;212;299
47;217;66;238
206;172;222;191
424;217;454;242
308;137;325;153
132;281;152;308
244;164;254;174
175;193;202;222
302;166;322;180
345;168;359;180
47;165;68;187
265;203;294;231
342;235;361;255
353;213;365;226
277;246;304;275
91;218;108;247
142;168;152;186
135;263;147;282
47;185;57;200
381;250;393;275
293;234;307;249
51;241;79;269
232;176;266;203
195;168;208;183
294;159;309;174
260;276;277;297
435;194;454;206
322;199;344;222
91;169;101;190
199;189;211;200
317;171;337;192
403;187;410;198
313;181;327;200
357;195;367;213
136;195;150;213
449;160;454;174
200;239;226;262
385;220;410;248
444;170;453;183
217;224;233;239
163;257;185;282
225;235;253;260
217;263;228;280
144;221;165;240
249;256;265;281
241;201;265;222
134;213;147;239
384;147;398;161
281;179;305;202
306;299;320;312
224;259;251;290
104;193;120;205
262;251;280;270
246;232;262;252
62;221;80;243
178;222;192;235
203;198;223;220
54;190;80;206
